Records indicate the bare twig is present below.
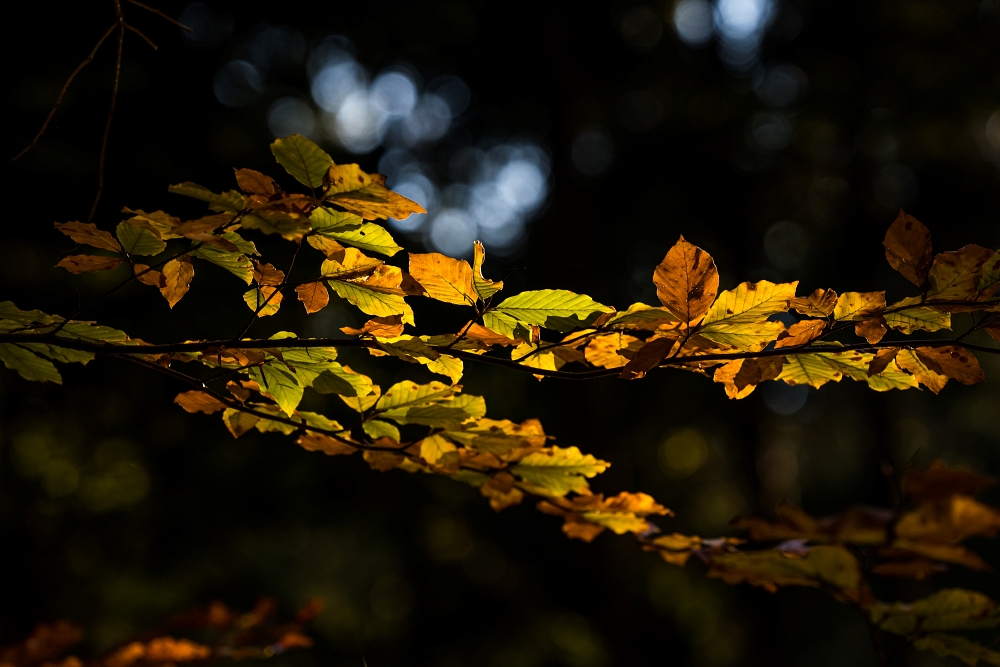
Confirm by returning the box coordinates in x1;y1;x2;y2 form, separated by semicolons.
11;22;119;162
125;23;159;50
88;4;125;223
125;0;193;31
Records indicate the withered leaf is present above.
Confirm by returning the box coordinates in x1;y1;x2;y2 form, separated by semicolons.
56;254;124;274
868;347;899;377
161;256;194;308
252;260;286;286
133;263;166;288
619;337;676;380
294;282;330;314
774;319;827;348
855;317;888;344
914;346;985;385
297;432;356;456
927;244;996;299
884;210;933;286
234;167;278;196
653;236;719;325
789;288;837;317
174;390;226;414
340;315;405;338
54;221;122;252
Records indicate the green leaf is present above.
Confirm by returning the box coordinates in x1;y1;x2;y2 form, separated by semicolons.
54;321;132;344
191;246;254;283
379;403;476;428
311;366;374;397
219;231;259;255
871;589;1000;636
605;303;678;329
374;336;464;383
328;280;414;324
21;343;94;365
249;364;304;416
168;182;245;212
913;634;1000;666
511;446;609;497
312;208;403;256
243;287;282;317
270;134;333;189
339;385;381;412
376;380;457;410
0;344;62;383
486;290;613;335
0;302;57;327
885;296;952;334
116;220;166;256
363;419;400;442
296;411;343;433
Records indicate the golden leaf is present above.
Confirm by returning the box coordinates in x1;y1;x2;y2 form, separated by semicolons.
133;263;166;288
341;315;405;337
294;282;330;314
927;244;996;299
222;408;258;437
297;432;356;456
161;256;194;309
653;236;719;325
585;333;643;368
252;260;285;286
55;254;123;274
896;349;949;393
472;241;503;299
833;291;885;321
789;288;837;317
896;495;1000;543
619;337;677;379
234;167;278;196
774;319;826;348
855;317;888;344
913;346;985;386
408;252;477;305
325;167;426;221
883;210;933;286
174;390;226;414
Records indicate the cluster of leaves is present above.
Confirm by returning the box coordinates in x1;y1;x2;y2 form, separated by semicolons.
1;134;997;665
0;599;318;667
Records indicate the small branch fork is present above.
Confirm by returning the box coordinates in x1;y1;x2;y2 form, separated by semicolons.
11;0;191;221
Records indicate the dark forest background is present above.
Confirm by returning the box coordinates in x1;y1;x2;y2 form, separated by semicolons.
3;1;999;665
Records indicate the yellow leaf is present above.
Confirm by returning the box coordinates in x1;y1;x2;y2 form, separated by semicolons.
789;288;837;317
511;446;610;497
419;433;459;465
699;280;797;351
294;282;330;314
472;241;503;299
928;244;996;299
883;210;933;286
324;167;426;221
833;291;885;321
56;254;124;274
653;236;719;325
585;333;643;368
161;256;194;309
896;495;1000;543
408;252;477;305
222;408;259;437
896;349;949;393
885;296;951;334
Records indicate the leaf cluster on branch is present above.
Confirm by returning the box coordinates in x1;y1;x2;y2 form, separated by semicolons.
2;134;998;665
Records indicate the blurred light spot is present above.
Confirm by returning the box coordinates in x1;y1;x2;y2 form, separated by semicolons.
761;383;807;415
748;112;792;152
311;60;367;112
497;159;547;211
368;574;415;622
874;164;918;209
248;25;305;69
659;428;709;477
401;94;452;145
763;220;808;268
428;75;471;116
328;91;386;153
753;64;807;107
178;3;233;48
267;97;316;138
43;460;79;497
714;0;773;40
424;514;474;562
619;6;663;50
306;35;355;79
673;0;714;46
428;209;477;256
462;542;507;585
370;71;418;119
572;129;614;175
551;614;609;667
616;89;666;132
213;60;262;108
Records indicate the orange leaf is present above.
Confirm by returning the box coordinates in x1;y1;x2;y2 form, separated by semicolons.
653;236;719;325
789;288;837;317
297;433;356;456
619;337;676;379
340;315;405;337
174;390;226;414
54;221;122;252
883;210;933;286
160;256;194;308
134;263;166;288
294;282;330;314
234;168;278;196
775;319;827;348
868;347;899;377
914;346;985;385
144;637;211;662
855;317;888;344
253;260;285;286
56;254;123;274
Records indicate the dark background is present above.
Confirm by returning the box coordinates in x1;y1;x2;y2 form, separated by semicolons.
3;1;999;665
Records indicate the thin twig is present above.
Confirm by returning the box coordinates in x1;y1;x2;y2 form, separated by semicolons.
234;240;304;340
88;8;125;223
125;0;193;31
125;22;158;50
11;23;119;162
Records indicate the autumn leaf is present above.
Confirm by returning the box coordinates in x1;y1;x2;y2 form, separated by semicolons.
885;296;951;334
912;634;1000;666
653;236;719;325
699;280;796;351
927;244;996;299
161;256;194;308
133;263;165;288
191;245;254;284
511;446;610;497
774;319;826;348
270;134;334;189
904;461;998;501
484;290;613;338
789;288;837;317
116;220;166;256
855;317;888;344
833;291;885;321
341;315;405;337
0;344;62;383
707;545;865;601
54;221;122;253
252;261;285;286
713;356;785;399
871;589;1000;635
294;282;330;314
868;347;899;377
895;495;1000;543
56;254;124;273
174;390;226;414
419;433;459;466
980;251;1000;295
234;167;278;195
472;241;503;299
323;165;426;221
222;408;258;437
363;419;401;443
585;333;643;369
914;345;985;385
408;252;477;305
895;349;950;393
618;337;676;380
604;303;679;330
883;210;933;286
310;207;404;256
168;182;245;212
243;286;283;317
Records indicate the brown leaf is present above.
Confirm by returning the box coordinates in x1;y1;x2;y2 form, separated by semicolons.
325;170;427;220
653;236;719;325
775;319;827;348
927;244;995;299
225;381;252;402
252;260;285;286
896;495;1000;543
160;256;194;308
340;315;405;337
480;472;524;511
297;433;356;456
55;254;123;274
789;288;838;317
54;221;122;252
896;349;950;393
884;210;933;286
855;317;888;344
363;448;405;471
462;321;522;346
903;461;998;501
619;337;677;379
915;346;985;385
174;390;226;414
134;263;166;288
294;282;330;314
868;347;900;377
234;168;278;196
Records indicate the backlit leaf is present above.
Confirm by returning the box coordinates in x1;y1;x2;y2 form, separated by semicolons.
191;246;253;283
884;210;933;286
619;337;676;380
653;236;719;325
297;432;357;456
56;254;124;273
913;346;985;385
419;433;459;466
243;286;283;317
294;282;329;314
116;220;166;256
699;281;796;351
979;251;1000;295
885;296;951;334
833;291;885;321
604;303;678;330
168;182;245;212
161;256;194;308
789;288;837;317
363;419;400;442
472;241;503;299
249;364;303;416
54;221;122;252
174;390;226;414
485;290;613;336
855;317;888;344
324;167;426;221
222;408;259;437
896;495;1000;543
328;280;414;325
928;245;996;299
311;207;403;256
0;344;62;383
341;316;404;338
511;446;610;497
377;380;457;411
585;333;643;369
409;252;477;305
270;134;333;189
774;319;826;348
896;349;950;393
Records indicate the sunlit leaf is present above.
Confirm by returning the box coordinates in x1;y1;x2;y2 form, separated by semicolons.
249;364;303;416
243;286;283;317
363;419;400;442
485;290;613;337
191;246;253;284
885;296;951;334
222;408;259;438
161;256;194;308
833;291;885;321
311;207;404;256
653;236;719;325
168;182;245;212
605;303;679;330
324;166;426;221
409;252;477;305
511;446;609;497
472;241;503;299
585;333;643;369
294;282;329;314
54;221;122;252
789;288;837;317
912;345;985;385
174;390;226;414
928;245;996;299
270;134;334;189
341;315;404;337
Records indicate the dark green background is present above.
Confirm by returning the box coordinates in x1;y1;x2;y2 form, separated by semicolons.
3;1;999;665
